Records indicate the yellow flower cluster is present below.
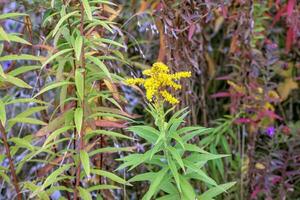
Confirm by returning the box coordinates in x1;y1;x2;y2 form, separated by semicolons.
126;62;191;104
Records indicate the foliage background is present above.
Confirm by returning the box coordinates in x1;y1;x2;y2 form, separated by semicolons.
0;0;300;199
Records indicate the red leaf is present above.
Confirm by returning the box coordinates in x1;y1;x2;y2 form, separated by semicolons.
287;0;295;17
271;4;287;26
285;26;295;53
94;120;127;128
188;24;196;41
234;118;252;124
210;92;231;98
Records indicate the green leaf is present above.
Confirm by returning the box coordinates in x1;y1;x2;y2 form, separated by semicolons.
86;55;111;79
78;187;92;200
91;169;127;185
8;65;40;77
2;34;31;45
0;13;27;20
142;167;168;200
87;185;120;192
9;137;34;151
74;35;83;61
0;64;5;78
9;117;47;126
34;81;73;98
82;0;93;20
3;74;32;88
41;48;73;68
0;99;6;126
85;129;132;140
42;164;72;189
179;175;196;200
0;172;10;185
167;156;181;193
14;106;48;119
43;126;74;147
128;172;156;182
92;38;125;48
75;69;84;101
198;182;236;200
184;160;217;186
127;125;159;143
6;98;48;105
80;150;90;176
74;107;83;135
0;54;41;62
168;146;185;173
90;147;134;157
156;194;181;200
0;26;9;42
52;11;79;36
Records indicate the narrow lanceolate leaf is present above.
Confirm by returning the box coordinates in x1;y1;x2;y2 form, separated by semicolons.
91;169;127;185
78;187;92;200
0;99;6;126
34;81;73;98
86;129;132;140
0;26;10;42
0;64;5;78
142;167;168;200
82;0;93;20
74;35;83;61
74;107;83;135
198;182;236;200
42;164;72;189
52;11;79;36
75;69;84;101
9;117;47;126
0;13;27;20
41;48;73;68
4;74;32;88
180;175;196;200
80;150;90;176
0;54;41;62
168;146;185;172
43;126;74;147
9;137;34;151
86;55;111;79
8;65;40;77
5;34;31;45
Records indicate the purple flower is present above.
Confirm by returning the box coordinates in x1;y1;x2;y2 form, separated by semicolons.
265;126;276;137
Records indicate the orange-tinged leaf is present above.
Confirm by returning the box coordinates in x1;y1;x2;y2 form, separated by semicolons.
103;79;121;101
204;52;216;78
94;119;127;128
277;78;298;101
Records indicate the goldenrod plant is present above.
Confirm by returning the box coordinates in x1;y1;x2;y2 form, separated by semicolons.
121;62;235;200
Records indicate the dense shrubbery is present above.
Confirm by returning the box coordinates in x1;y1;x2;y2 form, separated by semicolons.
0;0;299;199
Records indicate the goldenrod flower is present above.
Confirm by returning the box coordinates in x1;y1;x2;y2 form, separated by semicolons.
125;62;191;104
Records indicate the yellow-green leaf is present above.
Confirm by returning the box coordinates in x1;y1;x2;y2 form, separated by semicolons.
0;99;6;126
34;81;73;98
74;107;83;135
75;69;84;101
80;150;90;176
74;35;83;61
82;0;93;20
78;187;92;200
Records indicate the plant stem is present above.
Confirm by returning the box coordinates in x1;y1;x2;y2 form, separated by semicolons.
0;123;21;200
73;2;86;199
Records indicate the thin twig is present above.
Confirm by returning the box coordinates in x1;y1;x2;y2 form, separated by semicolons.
0;122;22;200
74;2;86;199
